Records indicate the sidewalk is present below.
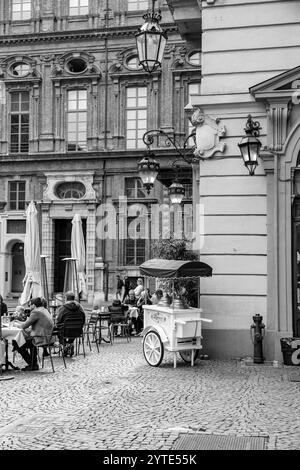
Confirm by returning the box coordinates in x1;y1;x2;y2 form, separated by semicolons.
0;338;299;450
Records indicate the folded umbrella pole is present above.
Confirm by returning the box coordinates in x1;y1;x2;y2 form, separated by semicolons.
19;201;43;307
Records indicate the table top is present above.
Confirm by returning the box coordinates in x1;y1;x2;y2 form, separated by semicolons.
1;326;26;347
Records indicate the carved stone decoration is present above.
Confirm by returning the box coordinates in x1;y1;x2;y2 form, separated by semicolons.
191;108;226;159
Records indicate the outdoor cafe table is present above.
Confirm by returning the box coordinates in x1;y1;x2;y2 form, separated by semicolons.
1;325;26;371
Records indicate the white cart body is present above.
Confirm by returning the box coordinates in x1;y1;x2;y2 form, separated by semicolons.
142;304;212;368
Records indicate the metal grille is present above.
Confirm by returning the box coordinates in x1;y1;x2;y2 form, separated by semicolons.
173;434;267;450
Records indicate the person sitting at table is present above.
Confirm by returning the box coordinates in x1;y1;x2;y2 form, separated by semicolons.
123;290;139;334
56;291;86;357
11;306;27;322
12;297;54;371
108;299;128;336
0;295;8;317
91;305;101;315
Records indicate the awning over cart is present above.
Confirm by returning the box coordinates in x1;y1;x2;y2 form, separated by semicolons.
140;259;213;279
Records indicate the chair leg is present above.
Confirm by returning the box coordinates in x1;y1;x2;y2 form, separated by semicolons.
81;335;86;357
48;348;55;373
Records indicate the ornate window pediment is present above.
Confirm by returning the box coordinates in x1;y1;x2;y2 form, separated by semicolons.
52;51;101;81
0;56;41;83
109;47;158;77
170;46;201;72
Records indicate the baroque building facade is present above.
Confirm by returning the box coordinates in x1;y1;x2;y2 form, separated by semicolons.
0;0;200;304
169;0;300;360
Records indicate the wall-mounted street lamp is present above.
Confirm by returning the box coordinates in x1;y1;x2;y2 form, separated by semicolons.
136;0;167;74
238;114;262;176
138;129;196;203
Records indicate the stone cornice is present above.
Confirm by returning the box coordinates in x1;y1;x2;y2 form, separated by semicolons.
0;23;179;46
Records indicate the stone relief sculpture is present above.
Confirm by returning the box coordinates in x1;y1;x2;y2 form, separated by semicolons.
191;107;226;159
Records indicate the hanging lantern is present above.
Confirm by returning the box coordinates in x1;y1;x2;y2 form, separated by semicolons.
136;2;167;74
238;115;262;176
169;180;185;205
138;153;160;193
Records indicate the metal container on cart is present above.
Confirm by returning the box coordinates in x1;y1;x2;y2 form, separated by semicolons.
139;259;213;368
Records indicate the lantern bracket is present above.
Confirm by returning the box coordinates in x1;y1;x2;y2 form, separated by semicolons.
142;128;197;166
244;114;261;137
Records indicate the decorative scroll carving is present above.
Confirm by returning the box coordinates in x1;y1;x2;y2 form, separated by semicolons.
191;108;226;159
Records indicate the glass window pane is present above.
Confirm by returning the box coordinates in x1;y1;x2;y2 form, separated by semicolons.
127;98;137;108
127;140;136;149
137;110;147;120
127;110;136;120
126;130;136;140
127;88;136;98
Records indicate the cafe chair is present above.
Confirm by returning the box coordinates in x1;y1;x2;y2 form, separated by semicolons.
31;334;66;373
98;313;113;345
109;313;131;345
85;313;101;352
58;317;86;358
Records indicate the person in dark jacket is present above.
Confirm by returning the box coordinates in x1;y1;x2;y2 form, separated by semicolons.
108;299;128;336
56;291;86;357
0;295;8;317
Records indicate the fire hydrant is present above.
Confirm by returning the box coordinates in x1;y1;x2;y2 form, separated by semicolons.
251;314;265;364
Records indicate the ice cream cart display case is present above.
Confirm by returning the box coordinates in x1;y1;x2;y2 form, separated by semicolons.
140;259;213;368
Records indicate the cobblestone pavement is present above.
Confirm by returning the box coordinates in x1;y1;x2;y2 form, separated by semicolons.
0;337;299;450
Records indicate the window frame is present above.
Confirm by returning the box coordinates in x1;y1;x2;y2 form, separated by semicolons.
8;181;26;211
9;90;30;154
124;215;147;266
11;0;32;21
127;0;149;11
124;177;147;199
66;88;88;152
125;86;148;150
69;0;89;16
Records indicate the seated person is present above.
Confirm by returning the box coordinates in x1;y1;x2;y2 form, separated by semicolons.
123;290;139;334
11;305;28;322
56;291;86;357
108;299;128;336
12;297;54;371
91;304;101;315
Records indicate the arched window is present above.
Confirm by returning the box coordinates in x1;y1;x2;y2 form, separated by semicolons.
55;182;86;199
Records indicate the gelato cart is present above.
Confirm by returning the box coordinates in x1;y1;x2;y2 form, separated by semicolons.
140;259;213;368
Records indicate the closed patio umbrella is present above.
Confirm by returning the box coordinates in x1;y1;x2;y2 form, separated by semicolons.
19;201;42;306
71;214;87;301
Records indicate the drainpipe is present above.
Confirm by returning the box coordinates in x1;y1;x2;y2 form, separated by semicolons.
102;0;109;301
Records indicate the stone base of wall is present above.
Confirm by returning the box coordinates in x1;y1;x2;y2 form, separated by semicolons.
201;328;284;361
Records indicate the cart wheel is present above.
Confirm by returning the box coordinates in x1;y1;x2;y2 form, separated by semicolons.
143;331;164;367
179;350;200;363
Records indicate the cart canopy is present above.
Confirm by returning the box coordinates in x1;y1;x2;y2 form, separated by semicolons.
140;258;213;279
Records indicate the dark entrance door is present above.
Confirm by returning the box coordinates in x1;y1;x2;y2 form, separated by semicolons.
54;218;87;293
292;199;300;336
11;242;25;293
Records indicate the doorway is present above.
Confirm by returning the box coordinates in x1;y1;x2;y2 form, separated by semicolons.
54;218;86;293
11;242;25;293
292;198;300;336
